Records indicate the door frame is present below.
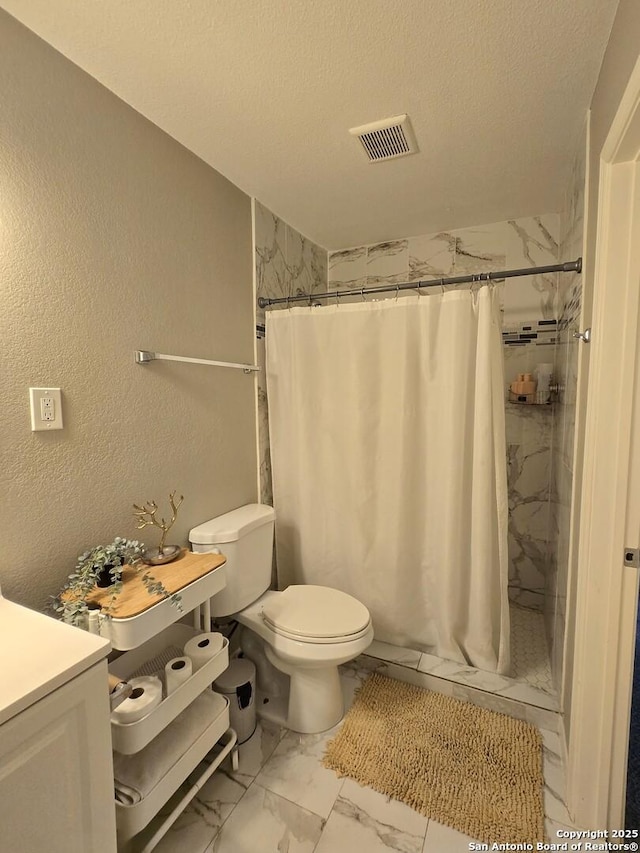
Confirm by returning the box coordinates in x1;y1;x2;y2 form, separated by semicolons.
567;54;640;827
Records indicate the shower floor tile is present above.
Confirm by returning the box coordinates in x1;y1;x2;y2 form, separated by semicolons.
509;604;554;691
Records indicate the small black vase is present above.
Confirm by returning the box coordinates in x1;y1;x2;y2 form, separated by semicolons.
96;564;115;588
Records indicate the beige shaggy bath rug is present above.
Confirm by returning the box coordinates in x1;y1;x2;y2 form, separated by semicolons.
323;673;545;844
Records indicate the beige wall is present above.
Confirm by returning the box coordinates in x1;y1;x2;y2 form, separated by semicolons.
582;0;640;319
583;0;640;314
589;0;640;176
563;0;640;733
0;11;257;612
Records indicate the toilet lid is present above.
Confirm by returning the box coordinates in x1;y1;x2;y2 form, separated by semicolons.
262;585;370;639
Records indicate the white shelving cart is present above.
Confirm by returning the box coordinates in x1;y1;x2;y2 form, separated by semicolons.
92;551;238;852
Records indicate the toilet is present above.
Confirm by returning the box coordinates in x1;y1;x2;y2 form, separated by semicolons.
189;504;373;733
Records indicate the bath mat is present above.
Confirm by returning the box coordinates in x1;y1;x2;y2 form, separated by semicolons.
323;673;545;844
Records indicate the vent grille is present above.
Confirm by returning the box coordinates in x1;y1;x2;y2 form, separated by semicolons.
349;114;418;163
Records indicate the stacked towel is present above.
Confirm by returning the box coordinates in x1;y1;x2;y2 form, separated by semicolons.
113;692;216;805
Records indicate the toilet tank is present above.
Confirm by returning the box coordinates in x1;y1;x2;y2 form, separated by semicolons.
189;504;275;618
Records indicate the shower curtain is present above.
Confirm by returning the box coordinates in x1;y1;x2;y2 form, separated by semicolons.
265;286;510;674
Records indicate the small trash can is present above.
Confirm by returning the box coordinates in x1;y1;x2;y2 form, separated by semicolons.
214;657;256;744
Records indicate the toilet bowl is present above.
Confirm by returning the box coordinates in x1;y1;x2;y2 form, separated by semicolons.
189;505;373;734
237;586;373;732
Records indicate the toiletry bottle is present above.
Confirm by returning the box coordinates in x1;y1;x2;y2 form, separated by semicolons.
87;608;101;635
535;364;553;404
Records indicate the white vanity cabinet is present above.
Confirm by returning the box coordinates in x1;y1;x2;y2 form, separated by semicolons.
0;597;115;853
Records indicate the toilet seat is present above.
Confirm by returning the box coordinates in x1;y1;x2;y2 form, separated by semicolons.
262;585;371;644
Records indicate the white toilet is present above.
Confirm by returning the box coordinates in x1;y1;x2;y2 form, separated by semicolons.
189;504;373;733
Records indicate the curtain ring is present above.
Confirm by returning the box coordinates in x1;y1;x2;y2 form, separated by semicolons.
395;283;400;301
361;287;366;302
440;277;445;295
286;295;291;308
336;289;340;307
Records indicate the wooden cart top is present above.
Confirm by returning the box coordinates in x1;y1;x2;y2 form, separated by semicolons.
63;550;226;619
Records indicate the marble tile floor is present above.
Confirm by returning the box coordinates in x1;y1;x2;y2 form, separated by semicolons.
131;668;579;853
361;603;558;715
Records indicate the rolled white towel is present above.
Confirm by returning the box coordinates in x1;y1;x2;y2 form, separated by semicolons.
113;692;216;805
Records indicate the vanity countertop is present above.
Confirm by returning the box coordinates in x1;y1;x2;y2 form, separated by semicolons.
0;596;110;725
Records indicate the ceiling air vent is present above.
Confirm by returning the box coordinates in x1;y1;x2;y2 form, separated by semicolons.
349;114;418;163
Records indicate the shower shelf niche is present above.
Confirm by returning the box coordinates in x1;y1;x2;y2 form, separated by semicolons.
507;391;555;406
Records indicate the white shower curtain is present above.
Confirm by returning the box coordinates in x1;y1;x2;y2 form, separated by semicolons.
265;286;510;674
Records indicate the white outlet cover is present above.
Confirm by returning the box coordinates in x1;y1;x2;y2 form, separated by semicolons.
29;387;63;431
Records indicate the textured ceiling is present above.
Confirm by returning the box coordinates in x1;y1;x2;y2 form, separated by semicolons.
0;0;618;249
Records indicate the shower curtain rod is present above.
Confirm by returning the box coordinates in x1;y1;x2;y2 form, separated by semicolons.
257;257;582;309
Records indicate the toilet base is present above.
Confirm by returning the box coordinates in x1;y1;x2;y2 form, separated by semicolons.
255;677;344;734
241;634;346;733
264;645;344;733
288;664;344;733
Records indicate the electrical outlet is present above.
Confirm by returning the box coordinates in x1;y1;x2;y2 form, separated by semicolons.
30;387;63;431
41;397;55;421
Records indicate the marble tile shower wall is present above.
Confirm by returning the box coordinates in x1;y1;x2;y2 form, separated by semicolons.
546;135;586;689
254;200;328;510
328;216;562;613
